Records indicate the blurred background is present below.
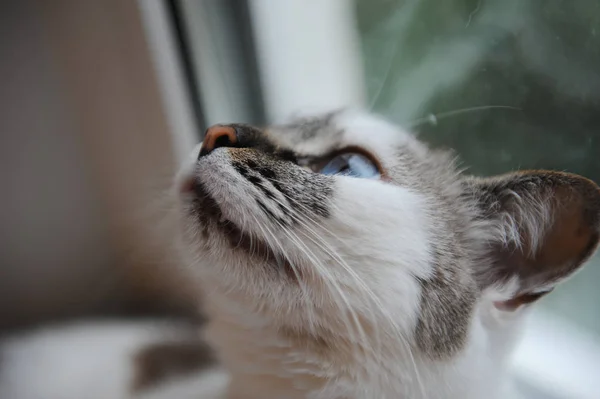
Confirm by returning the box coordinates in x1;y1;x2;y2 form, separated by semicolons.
1;1;599;398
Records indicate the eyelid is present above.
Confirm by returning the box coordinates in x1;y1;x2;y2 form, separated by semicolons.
312;146;387;178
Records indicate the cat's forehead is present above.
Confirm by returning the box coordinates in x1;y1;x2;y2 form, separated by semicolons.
266;110;413;161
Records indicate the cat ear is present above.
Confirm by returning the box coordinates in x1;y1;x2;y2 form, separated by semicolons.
466;171;600;311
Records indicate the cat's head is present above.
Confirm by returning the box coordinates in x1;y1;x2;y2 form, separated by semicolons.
174;110;600;389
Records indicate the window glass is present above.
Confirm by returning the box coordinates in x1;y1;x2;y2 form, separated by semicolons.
355;0;600;334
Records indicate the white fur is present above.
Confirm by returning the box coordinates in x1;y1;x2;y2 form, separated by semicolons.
175;111;536;398
335;109;413;164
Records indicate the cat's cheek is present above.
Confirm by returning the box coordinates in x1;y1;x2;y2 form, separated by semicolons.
329;177;433;279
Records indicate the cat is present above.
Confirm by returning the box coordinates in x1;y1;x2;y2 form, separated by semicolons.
173;109;600;398
2;109;599;399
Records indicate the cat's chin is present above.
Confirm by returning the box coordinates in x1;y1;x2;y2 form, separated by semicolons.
183;178;298;279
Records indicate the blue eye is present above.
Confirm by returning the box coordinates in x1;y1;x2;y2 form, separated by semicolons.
320;153;381;179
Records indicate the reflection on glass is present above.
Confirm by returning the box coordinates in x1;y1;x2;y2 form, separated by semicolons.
355;0;600;334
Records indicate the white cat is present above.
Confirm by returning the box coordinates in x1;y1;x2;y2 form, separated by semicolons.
2;110;599;399
173;109;600;399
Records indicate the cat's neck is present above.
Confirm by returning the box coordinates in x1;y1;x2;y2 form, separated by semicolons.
202;302;509;399
204;313;325;399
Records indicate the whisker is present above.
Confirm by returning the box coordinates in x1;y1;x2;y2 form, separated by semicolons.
262;185;427;392
247;212;318;336
295;212;427;394
273;218;374;365
407;105;522;129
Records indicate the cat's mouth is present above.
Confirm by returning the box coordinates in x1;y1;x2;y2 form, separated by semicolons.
188;179;296;277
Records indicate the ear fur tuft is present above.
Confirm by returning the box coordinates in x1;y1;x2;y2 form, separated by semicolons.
466;171;600;309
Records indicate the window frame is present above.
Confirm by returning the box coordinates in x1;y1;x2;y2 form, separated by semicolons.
139;1;600;397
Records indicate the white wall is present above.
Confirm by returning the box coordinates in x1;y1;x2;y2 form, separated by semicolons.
0;0;194;329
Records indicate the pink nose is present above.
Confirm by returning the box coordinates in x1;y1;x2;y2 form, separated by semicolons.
198;125;237;158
